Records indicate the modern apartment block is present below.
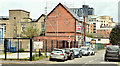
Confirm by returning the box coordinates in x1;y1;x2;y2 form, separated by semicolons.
87;15;101;33
87;15;116;38
118;1;120;25
71;5;94;17
99;16;116;27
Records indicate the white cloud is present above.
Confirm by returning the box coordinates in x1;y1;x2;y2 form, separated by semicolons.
0;0;119;23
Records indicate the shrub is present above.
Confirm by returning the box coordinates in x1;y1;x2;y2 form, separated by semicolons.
19;48;24;52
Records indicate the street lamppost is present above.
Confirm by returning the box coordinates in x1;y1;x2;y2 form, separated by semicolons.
68;36;71;48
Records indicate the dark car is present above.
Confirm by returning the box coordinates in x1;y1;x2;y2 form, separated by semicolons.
64;48;74;60
104;45;120;61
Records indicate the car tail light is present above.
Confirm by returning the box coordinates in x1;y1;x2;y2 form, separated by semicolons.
105;48;106;55
60;54;64;55
119;49;120;56
51;53;54;54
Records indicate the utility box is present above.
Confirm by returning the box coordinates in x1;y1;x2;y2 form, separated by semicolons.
10;47;16;52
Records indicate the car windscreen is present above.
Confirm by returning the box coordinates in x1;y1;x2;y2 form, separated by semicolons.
106;46;119;51
65;49;70;52
52;50;63;53
80;48;87;50
72;49;79;52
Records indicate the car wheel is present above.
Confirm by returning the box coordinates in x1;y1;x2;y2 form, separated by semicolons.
91;52;93;55
78;54;81;58
70;56;74;60
104;57;107;61
88;52;90;56
80;54;82;58
49;58;53;61
93;53;95;55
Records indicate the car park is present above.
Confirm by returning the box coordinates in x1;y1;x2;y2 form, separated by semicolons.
80;47;90;56
71;48;82;58
64;48;74;60
49;49;68;61
104;45;120;61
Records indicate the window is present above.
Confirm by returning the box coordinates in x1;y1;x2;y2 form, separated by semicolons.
93;31;96;33
0;31;1;35
14;17;16;19
98;39;101;41
4;25;6;33
22;24;26;31
41;22;45;29
93;23;96;25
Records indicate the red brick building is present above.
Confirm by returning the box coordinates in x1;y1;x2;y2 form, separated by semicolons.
34;3;84;51
96;28;112;38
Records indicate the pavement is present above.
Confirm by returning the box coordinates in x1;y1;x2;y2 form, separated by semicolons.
0;49;119;65
0;52;50;59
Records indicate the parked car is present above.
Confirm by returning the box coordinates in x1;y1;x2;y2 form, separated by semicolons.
64;48;74;60
49;49;68;61
80;47;90;56
71;48;82;58
89;48;95;55
104;45;120;61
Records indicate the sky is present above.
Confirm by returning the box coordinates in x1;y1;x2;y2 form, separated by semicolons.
0;0;119;24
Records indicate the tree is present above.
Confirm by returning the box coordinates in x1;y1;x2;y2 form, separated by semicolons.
109;26;120;45
22;26;39;38
86;33;94;38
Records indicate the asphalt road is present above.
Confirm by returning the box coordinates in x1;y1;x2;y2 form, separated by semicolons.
49;49;118;64
0;49;119;65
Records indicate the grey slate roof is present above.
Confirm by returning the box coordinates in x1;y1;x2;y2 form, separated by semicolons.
62;4;81;21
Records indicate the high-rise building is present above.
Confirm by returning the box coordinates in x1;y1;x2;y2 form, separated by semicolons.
118;1;120;25
71;5;94;17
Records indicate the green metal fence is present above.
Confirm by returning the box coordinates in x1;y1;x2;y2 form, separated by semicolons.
95;43;103;50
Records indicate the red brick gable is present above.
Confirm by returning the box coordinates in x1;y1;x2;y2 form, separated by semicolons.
45;3;76;33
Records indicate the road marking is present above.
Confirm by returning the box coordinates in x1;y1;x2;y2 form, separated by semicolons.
89;60;94;63
100;62;117;64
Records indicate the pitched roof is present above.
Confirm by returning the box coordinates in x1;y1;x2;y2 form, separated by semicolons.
46;3;81;21
62;3;80;21
36;14;46;22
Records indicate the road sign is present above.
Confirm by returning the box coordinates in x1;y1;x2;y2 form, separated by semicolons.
34;41;43;49
67;41;71;42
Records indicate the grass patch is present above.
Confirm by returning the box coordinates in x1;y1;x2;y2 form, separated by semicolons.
1;57;30;61
0;53;13;55
32;54;48;61
98;48;105;51
118;62;120;66
32;56;48;61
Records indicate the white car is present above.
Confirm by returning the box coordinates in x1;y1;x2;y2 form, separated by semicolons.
80;47;90;56
89;48;95;55
71;48;82;58
49;49;68;61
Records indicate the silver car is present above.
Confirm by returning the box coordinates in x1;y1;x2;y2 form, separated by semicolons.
80;47;90;56
49;49;68;61
89;48;95;55
71;48;82;58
